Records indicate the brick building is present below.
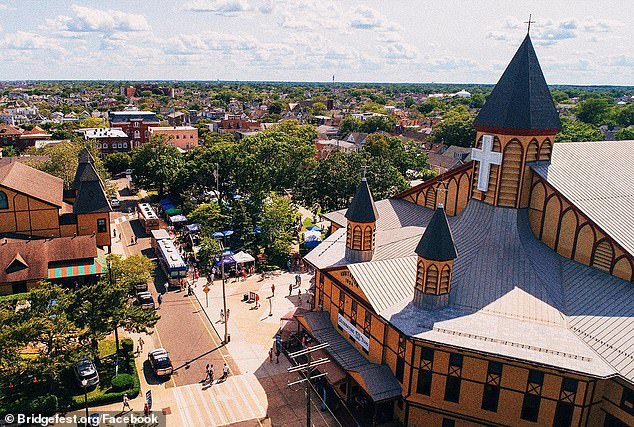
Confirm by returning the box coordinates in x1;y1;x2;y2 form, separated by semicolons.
77;128;131;156
108;111;160;149
149;126;199;151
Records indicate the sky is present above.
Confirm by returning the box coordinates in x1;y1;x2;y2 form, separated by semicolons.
0;0;632;85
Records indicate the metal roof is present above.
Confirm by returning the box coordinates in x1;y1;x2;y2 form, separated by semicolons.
345;178;378;223
473;34;561;132
531;140;634;257
414;205;457;261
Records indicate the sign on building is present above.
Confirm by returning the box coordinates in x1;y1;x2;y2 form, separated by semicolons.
337;313;370;351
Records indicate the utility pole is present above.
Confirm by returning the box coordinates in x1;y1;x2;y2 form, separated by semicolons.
288;343;330;427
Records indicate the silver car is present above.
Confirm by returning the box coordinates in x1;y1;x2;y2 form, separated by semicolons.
74;358;99;388
136;291;155;309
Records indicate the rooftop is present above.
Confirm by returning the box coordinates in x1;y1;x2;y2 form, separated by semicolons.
0;158;63;208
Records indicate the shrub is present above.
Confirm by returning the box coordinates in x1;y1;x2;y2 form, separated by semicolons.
28;395;58;414
121;338;134;355
111;374;134;392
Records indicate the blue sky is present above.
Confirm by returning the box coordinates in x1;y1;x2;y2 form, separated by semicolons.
0;0;632;85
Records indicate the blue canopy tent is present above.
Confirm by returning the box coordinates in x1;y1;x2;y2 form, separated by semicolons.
214;255;236;266
212;231;224;238
307;225;322;231
304;230;322;249
159;198;173;206
161;203;176;211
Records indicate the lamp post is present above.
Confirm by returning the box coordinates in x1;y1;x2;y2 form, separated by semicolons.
81;379;89;421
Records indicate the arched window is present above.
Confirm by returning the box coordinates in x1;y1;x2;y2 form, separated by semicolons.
425;265;438;294
439;266;451;294
416;260;426;291
362;226;373;251
134;130;140;139
0;191;7;209
352;225;362;250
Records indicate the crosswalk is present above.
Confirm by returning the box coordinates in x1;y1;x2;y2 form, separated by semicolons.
172;374;267;426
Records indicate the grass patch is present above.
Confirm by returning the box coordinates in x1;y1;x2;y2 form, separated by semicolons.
98;338;117;359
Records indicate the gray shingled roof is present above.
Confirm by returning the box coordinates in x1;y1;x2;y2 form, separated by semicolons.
345;178;378;223
531;140;634;257
414;205;457;261
473;34;561;131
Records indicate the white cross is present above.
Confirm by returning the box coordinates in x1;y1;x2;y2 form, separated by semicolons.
472;135;502;192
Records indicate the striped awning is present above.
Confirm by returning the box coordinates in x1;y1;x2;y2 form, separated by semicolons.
48;259;104;279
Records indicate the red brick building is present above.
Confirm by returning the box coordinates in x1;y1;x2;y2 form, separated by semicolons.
108;111;160;149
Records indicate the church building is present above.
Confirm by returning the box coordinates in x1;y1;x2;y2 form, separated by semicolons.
302;34;634;427
0;148;111;294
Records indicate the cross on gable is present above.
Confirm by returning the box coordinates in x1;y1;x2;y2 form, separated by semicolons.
524;14;536;34
472;135;502;192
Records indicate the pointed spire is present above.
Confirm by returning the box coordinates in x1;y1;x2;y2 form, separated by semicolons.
345;176;378;223
474;34;561;133
78;147;95;164
415;204;457;261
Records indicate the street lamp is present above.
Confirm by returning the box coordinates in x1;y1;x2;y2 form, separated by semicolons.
218;242;229;344
81;379;89;421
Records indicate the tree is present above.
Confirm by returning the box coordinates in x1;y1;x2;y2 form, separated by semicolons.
197;236;222;271
555;118;603;143
575;98;614;126
260;193;297;261
615;127;634;141
359;115;396;133
365;157;409;200
431;105;476;147
363;133;428;178
418;97;446;114
616;104;634;127
470;93;486;108
267;102;283;115
78;117;107;128
229;199;256;252
103;152;131;175
339;116;362;136
131;135;184;197
1;145;17;157
188;202;225;232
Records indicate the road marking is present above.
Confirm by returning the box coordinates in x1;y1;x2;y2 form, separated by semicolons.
196;383;219;426
240;374;266;415
207;384;229;425
184;384;207;427
174;386;194;427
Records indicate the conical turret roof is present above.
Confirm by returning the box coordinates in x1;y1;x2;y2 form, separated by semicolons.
474;34;561;132
415;205;457;261
345;177;378;223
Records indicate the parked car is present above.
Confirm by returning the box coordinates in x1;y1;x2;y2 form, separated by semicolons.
110;198;121;209
136;292;155;309
148;348;173;377
74;358;100;387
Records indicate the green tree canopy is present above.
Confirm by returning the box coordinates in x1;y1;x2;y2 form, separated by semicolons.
103;152;131;175
431;105;476;147
615;127;634;141
260;193;297;261
131;135;184;197
575;98;614;126
555;118;603;143
616;104;634;127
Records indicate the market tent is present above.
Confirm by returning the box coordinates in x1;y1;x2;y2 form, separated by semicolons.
165;207;182;216
303;230;322;249
212;232;224;238
159;198;173;206
307;225;322;231
161;203;176;211
214;255;236;266
186;223;200;233
169;214;188;223
233;251;255;264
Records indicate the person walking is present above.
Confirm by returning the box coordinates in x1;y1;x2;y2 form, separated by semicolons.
271;284;275;297
222;363;229;381
220;308;224;323
138;336;144;352
130;236;134;246
122;393;131;412
255;293;260;309
208;364;214;384
295;274;301;287
289;283;293;296
226;308;230;323
269;347;273;363
298;288;302;305
157;293;163;308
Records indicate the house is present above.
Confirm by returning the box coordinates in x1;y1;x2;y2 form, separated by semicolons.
314;139;358;160
344;132;369;148
149;126;199;150
302;34;634;427
17;126;52;150
0;124;23;147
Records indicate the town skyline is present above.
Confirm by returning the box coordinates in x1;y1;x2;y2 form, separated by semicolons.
0;0;632;85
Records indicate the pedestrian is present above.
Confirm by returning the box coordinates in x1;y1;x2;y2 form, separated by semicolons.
122;393;131;412
269;347;273;363
208;364;214;384
134;236;138;244
226;308;230;322
136;342;141;356
286;258;291;273
130;236;134;246
276;349;280;364
242;269;247;281
220;308;224;322
222;363;229;381
271;284;275;297
295;274;301;287
138;336;144;351
298;288;302;305
144;403;149;416
113;228;117;238
157;293;163;308
255;293;259;309
210;272;215;283
289;283;293;296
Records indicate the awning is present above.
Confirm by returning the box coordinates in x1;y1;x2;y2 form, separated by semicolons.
48;259;104;279
169;214;188;223
165;207;182;216
186;223;201;233
233;251;255;264
296;311;402;402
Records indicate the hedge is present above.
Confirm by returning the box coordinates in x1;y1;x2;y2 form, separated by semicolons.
0;292;30;304
111;374;134;392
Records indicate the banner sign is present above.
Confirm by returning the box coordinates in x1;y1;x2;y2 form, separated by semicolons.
337;313;369;351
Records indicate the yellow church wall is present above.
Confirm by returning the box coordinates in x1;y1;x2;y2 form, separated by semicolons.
528;174;634;282
0;185;61;236
76;213;111;248
396;163;473;216
599;380;634;427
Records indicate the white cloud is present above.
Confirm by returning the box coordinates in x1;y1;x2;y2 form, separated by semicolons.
0;31;61;50
183;0;252;15
609;55;634;67
45;5;150;35
350;6;385;30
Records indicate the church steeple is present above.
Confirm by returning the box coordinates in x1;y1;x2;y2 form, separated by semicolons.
413;204;457;309
471;34;561;208
345;176;378;263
